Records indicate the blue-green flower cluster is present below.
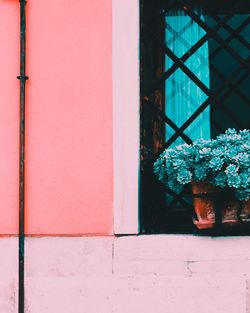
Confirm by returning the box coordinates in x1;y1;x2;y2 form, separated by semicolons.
153;128;250;201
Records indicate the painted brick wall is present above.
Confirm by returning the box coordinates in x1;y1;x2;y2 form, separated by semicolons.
1;235;250;313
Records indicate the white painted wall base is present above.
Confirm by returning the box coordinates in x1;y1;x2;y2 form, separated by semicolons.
0;238;18;313
2;235;250;312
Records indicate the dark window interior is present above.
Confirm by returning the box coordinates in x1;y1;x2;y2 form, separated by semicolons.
140;0;250;234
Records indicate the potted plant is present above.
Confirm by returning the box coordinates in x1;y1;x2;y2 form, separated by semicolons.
153;128;250;229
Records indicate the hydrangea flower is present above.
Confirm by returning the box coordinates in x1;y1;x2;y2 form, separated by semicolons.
153;128;250;201
193;165;207;181
177;168;192;184
209;157;223;171
236;153;249;167
212;172;227;188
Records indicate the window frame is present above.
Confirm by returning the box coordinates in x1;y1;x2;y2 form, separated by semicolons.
113;0;249;235
112;0;140;234
139;0;250;234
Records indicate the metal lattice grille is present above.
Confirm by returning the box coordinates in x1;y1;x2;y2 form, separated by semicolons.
140;0;250;233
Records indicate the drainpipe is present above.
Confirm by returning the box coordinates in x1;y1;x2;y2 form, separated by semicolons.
17;1;28;312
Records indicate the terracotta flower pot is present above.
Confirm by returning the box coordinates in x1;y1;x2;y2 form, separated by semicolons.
191;181;217;229
238;200;250;223
191;181;250;230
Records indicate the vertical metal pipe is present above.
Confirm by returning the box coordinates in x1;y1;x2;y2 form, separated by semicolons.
18;1;28;313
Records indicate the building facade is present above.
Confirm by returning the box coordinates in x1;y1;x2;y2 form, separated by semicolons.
0;0;250;312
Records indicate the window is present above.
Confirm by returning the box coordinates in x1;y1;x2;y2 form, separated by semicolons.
140;0;250;233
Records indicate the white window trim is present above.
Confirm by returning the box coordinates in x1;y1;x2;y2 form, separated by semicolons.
112;0;140;234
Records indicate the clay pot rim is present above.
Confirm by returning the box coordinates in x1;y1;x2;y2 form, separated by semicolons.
191;180;220;195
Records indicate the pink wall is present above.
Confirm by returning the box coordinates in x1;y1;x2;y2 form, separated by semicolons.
0;0;113;235
25;0;113;235
0;1;19;234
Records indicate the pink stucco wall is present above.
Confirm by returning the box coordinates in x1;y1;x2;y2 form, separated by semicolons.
26;0;113;235
0;1;19;234
0;0;113;235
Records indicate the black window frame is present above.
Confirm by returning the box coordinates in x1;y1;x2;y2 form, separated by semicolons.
139;0;250;235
